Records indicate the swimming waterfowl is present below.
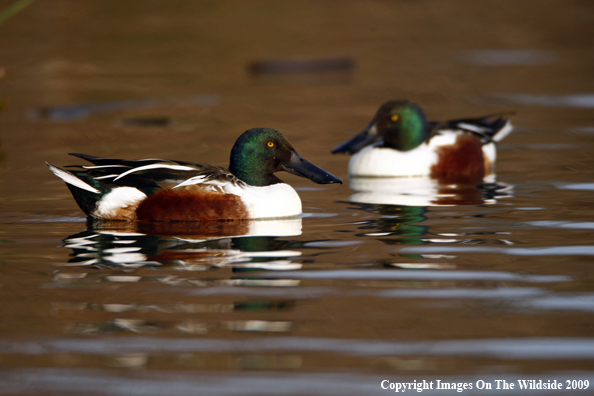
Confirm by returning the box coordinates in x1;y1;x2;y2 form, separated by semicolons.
48;128;342;221
332;100;513;184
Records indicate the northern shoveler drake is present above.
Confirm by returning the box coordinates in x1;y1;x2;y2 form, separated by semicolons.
47;128;342;221
332;100;513;184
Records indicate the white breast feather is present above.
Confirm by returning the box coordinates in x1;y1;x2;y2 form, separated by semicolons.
241;183;302;219
482;142;496;165
348;142;438;177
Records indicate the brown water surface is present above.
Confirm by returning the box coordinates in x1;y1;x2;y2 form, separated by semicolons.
1;1;594;395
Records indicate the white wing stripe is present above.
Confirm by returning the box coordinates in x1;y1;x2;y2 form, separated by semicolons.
47;163;100;194
114;164;196;181
457;123;487;133
94;174;119;180
173;175;245;196
173;175;208;188
82;165;127;169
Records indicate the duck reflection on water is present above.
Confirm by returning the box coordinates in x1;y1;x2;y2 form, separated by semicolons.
348;203;430;258
347;176;513;207
62;217;305;271
346;182;515;266
54;218;313;336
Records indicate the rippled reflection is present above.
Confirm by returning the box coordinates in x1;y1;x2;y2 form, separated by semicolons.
345;183;515;266
62;218;304;270
348;176;513;206
350;204;428;242
55;218;312;335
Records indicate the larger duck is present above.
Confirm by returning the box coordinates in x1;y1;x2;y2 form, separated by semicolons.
48;128;341;221
332;100;513;184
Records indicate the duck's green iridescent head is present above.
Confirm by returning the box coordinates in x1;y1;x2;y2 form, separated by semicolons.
374;100;428;151
332;100;429;154
230;128;342;187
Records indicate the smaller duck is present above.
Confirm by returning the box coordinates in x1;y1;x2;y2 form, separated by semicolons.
332;100;513;184
48;128;341;222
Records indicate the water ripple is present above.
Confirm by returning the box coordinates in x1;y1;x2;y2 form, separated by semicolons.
2;336;594;359
526;221;594;230
377;287;545;299
518;294;594;312
558;183;594;191
258;269;570;283
480;93;594;108
400;245;594;256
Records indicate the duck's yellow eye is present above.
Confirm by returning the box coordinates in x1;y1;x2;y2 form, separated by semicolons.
390;114;400;122
267;141;274;148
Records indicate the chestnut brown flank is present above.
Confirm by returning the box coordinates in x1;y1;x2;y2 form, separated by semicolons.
430;134;486;184
136;186;249;221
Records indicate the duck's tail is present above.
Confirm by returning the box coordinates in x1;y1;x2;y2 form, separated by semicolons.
47;163;102;216
490;118;513;142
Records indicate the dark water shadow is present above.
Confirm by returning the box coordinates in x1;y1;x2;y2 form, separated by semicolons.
247;57;354;85
0;138;5;166
28;95;219;121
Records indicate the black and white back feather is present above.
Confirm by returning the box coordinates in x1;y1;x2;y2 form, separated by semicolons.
429;114;513;144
